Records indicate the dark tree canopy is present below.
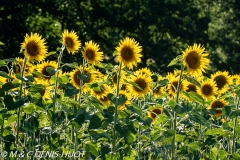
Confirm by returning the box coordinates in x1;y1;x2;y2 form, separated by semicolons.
1;0;240;75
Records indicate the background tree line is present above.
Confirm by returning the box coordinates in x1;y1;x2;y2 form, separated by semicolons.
0;0;240;75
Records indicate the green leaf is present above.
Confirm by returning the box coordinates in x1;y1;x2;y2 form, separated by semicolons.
72;114;85;127
189;109;210;128
0;89;5;97
123;79;143;91
205;128;224;135
85;142;98;157
4;96;27;110
0;71;10;78
167;99;177;109
0;60;6;67
46;67;56;75
64;88;79;97
185;75;201;87
1;82;20;91
15;74;33;82
46;51;56;57
167;55;182;67
229;110;240;119
29;84;45;93
222;105;232;116
0;41;4;45
89;113;103;129
183;91;204;105
108;93;127;107
127;102;143;117
157;79;168;87
77;72;91;81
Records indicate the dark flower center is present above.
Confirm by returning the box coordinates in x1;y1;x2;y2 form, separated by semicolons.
134;78;146;91
211;101;224;114
214;75;227;90
187;84;197;92
85;49;95;60
27;41;38;56
150;108;162;119
121;47;133;61
65;37;74;48
186;51;200;69
202;84;213;96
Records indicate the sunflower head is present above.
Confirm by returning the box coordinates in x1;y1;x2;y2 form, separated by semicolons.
14;57;33;74
21;33;47;62
62;30;81;54
127;72;152;98
197;79;217;100
230;74;240;85
34;79;53;100
116;37;142;69
182;43;210;77
135;67;152;77
36;61;58;80
207;99;228;118
82;40;103;65
91;84;113;100
211;71;230;94
148;107;163;124
69;66;96;90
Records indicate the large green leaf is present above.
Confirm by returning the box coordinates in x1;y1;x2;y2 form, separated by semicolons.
183;91;204;105
89;112;104;129
4;95;27;110
29;84;45;93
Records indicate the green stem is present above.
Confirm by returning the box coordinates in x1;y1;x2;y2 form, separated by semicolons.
138;122;142;160
16;56;27;147
171;65;184;159
51;45;65;131
232;96;239;154
111;63;122;160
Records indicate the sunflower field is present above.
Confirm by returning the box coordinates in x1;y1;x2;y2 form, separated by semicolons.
0;30;240;160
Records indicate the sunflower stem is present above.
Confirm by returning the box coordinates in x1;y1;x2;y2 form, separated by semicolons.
232;95;240;154
111;62;122;160
16;56;27;148
171;65;184;159
51;45;65;128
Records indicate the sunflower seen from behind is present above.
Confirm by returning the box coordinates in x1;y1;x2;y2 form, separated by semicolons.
197;79;217;100
127;71;152;98
116;37;142;69
62;30;81;54
82;40;103;66
211;71;230;94
21;33;47;62
182;43;209;77
207;99;228;118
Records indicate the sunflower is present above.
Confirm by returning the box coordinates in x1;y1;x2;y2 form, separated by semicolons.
62;30;81;54
148;107;163;124
211;71;230;94
230;74;240;85
14;57;33;75
99;96;111;106
167;73;188;98
197;79;217;100
116;37;142;69
127;71;152;98
111;69;127;89
135;67;152;77
91;84;112;100
182;43;210;77
69;66;96;90
186;82;197;93
21;33;47;62
82;40;103;65
34;79;53;100
0;77;8;86
207;99;228;118
36;61;59;80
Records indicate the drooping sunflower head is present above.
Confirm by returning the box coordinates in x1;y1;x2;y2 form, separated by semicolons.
182;43;210;77
127;72;152;98
197;79;217;100
36;61;58;80
13;57;33;75
69;66;96;89
211;71;230;94
62;30;81;54
21;33;47;62
116;37;142;69
147;107;163;124
82;40;103;66
207;99;228;118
